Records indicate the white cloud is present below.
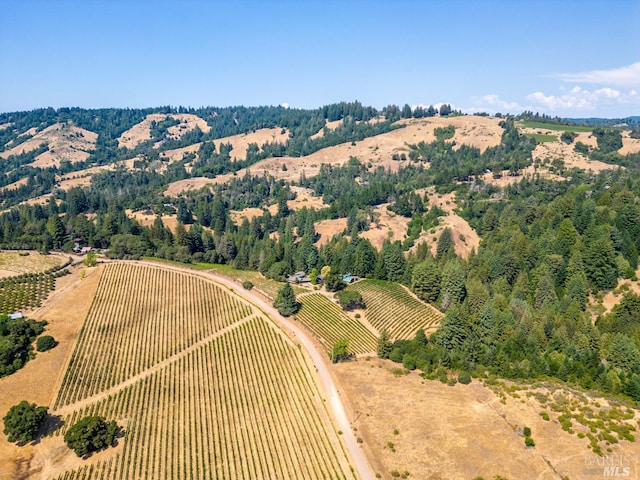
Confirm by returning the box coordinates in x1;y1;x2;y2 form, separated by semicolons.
467;94;524;113
556;62;640;87
525;86;638;112
465;86;639;117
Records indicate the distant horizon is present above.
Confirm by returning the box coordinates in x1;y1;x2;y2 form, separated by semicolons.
1;0;639;117
1;102;638;122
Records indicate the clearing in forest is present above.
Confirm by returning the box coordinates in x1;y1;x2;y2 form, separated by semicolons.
296;293;377;355
0;122;98;168
46;263;354;480
0;251;65;279
348;279;442;340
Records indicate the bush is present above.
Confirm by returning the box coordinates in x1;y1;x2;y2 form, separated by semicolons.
457;371;472;384
325;273;346;292
3;401;48;443
64;415;120;457
335;290;365;311
402;354;416;370
560;131;577;144
523;426;531;437
83;252;97;267
242;280;253;290
36;335;57;352
525;436;535;447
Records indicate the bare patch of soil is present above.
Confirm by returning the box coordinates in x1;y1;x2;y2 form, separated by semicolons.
125;209;183;233
310;119;343;139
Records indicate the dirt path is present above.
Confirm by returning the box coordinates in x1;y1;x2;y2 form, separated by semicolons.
139;260;376;480
53;313;259;416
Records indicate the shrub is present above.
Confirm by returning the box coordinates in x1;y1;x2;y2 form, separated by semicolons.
335;290;365;311
402;354;416;371
36;335;57;352
83;252;97;267
523;426;531;437
458;371;472;384
525;436;535;447
242;280;253;290
540;411;550;421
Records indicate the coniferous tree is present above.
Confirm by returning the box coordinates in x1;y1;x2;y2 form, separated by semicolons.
377;328;393;359
411;260;441;303
436;228;454;260
273;283;299;316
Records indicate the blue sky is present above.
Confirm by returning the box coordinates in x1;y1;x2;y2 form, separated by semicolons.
1;0;639;118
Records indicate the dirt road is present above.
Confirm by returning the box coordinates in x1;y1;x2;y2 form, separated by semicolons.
141;260;375;480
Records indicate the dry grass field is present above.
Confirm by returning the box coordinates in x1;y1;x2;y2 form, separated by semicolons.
0;122;97;168
164;116;504;194
117;114;211;149
0;263;355;480
0;251;65;279
315;218;349;247
335;359;640;480
407;189;480;260
620;131;640;155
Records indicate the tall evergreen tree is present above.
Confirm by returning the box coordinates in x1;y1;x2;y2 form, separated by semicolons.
273;283;299;316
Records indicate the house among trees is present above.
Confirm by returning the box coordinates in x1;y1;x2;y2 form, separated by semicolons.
9;312;23;320
287;271;311;283
341;274;359;284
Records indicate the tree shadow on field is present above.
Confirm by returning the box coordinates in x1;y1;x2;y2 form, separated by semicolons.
29;414;64;446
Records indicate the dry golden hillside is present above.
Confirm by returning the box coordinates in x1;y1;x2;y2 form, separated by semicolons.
165;115;505;194
620;131;640;155
159;127;290;167
117;113;211;149
1;122;98;168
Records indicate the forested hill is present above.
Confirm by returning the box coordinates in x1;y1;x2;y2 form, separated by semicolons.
3;102;640;400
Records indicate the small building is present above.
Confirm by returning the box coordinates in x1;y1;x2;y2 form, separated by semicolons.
9;312;23;320
342;273;359;284
287;271;311;283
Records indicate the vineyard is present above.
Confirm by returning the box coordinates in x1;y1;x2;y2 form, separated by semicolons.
52;263;355;480
348;279;442;340
0;257;72;315
296;293;377;355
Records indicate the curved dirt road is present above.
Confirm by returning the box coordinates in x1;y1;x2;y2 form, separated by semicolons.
142;260;375;480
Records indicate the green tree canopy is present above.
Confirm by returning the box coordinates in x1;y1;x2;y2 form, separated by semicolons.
3;401;48;443
64;415;120;457
411;260;441;303
273;283;299;316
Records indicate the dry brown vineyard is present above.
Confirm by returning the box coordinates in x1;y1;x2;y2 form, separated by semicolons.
50;263;355;479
